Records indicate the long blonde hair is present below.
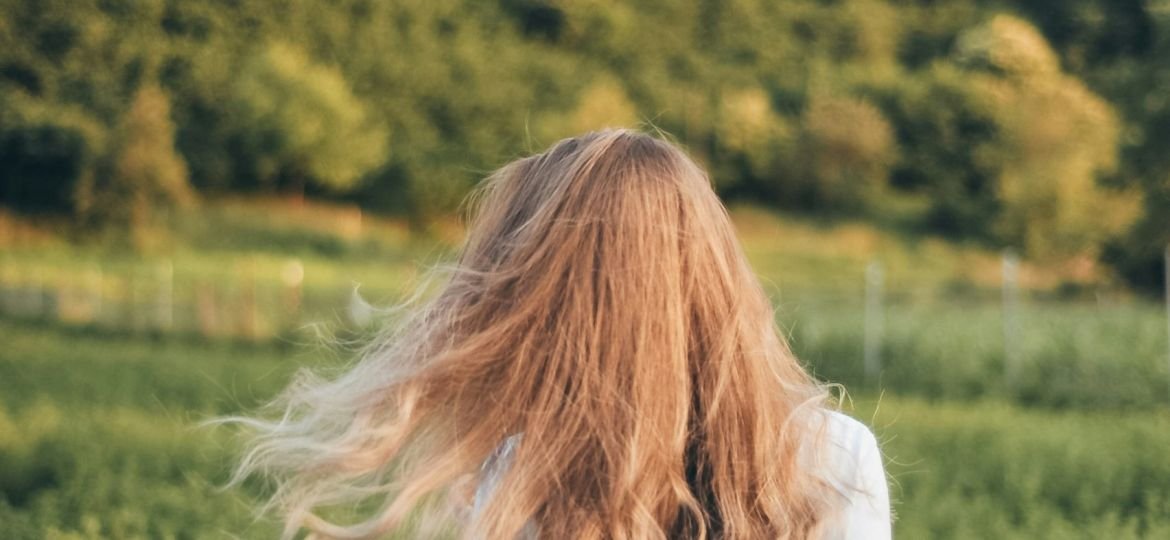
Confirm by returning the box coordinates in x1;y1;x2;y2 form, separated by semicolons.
227;128;844;539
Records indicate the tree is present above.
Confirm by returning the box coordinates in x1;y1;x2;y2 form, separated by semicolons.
796;93;894;211
229;42;389;197
957;15;1140;259
74;84;194;245
882;64;1003;238
0;90;107;216
715;86;791;192
886;15;1140;259
533;75;640;145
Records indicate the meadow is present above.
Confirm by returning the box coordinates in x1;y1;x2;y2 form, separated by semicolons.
3;1;1170;537
3;321;1169;539
1;201;1169;538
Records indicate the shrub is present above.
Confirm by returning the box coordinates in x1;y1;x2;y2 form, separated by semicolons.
229;42;389;196
74;84;194;244
0;92;106;217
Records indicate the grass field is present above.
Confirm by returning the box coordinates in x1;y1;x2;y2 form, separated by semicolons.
1;199;1168;538
2;321;1169;539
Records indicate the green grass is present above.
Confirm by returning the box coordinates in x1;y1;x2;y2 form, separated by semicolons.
1;199;1168;537
2;321;1169;538
0;200;1127;332
789;297;1170;409
0;323;297;539
3;201;1165;410
854;395;1170;539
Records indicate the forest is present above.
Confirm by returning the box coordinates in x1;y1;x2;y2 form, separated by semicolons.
1;0;1167;291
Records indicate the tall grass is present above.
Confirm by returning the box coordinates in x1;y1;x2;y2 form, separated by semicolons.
786;295;1169;409
1;201;1167;537
856;396;1170;539
2;322;1169;538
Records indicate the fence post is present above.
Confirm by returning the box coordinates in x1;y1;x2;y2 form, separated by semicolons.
864;260;884;387
1002;249;1020;391
0;253;10;316
87;262;103;324
130;264;142;331
241;256;259;341
281;259;304;331
26;269;44;320
156;259;173;332
195;280;220;339
1164;245;1169;400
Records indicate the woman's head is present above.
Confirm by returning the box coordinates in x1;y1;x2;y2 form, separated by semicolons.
230;129;841;539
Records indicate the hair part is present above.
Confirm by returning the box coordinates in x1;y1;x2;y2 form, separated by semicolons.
221;128;846;539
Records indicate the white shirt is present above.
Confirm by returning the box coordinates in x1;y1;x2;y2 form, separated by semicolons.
473;409;891;539
814;410;892;540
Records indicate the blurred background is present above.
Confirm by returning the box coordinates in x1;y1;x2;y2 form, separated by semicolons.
1;0;1169;538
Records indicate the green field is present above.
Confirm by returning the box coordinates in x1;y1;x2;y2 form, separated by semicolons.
2;202;1169;538
3;0;1170;536
2;321;1169;539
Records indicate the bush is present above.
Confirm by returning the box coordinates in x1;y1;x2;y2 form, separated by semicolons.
0;92;107;217
73;84;194;244
881;15;1139;260
881;64;1002;239
795;93;894;211
229;42;389;196
956;15;1137;259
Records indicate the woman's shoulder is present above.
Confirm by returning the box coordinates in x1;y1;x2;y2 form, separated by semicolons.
473;409;890;538
480;410;881;486
810;408;892;539
807;408;882;482
821;409;880;454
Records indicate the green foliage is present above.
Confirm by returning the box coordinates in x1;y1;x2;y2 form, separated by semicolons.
865;397;1170;539
0;0;1166;285
0;325;296;538
882;14;1138;259
957;15;1139;259
882;64;1002;238
0;91;107;216
795;93;895;211
112;85;192;208
75;84;194;245
539;75;639;142
791;296;1169;410
229;42;388;194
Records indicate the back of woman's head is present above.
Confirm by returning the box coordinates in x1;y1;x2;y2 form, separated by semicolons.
229;129;841;539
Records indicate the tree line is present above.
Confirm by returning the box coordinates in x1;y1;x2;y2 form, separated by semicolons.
0;0;1167;290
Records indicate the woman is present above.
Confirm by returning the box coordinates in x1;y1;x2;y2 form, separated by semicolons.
227;129;891;539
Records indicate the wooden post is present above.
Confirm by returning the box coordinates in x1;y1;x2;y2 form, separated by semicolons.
240;256;259;341
27;270;44;320
195;281;220;339
1002;249;1020;390
0;253;11;316
864;261;884;387
156;259;173;332
130;265;142;332
1164;245;1169;400
87;263;103;324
